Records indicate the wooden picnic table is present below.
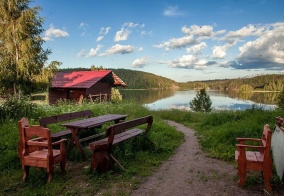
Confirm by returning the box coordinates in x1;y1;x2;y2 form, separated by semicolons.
61;114;128;159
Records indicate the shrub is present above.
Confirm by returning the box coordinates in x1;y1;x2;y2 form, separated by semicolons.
189;89;212;112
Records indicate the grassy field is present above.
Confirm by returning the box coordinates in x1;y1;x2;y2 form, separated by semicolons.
0;98;284;195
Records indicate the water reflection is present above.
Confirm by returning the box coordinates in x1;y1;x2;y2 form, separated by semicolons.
120;89;277;111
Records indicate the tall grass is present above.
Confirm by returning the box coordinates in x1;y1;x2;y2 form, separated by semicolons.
0;99;183;195
155;107;284;161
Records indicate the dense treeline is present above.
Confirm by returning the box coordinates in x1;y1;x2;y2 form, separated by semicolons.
180;74;284;91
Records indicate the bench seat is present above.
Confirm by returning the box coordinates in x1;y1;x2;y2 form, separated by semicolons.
89;116;153;172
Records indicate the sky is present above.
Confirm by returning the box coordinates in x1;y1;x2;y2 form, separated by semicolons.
32;0;284;82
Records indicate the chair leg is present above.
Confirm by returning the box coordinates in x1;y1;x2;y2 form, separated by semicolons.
23;166;30;182
47;166;54;183
60;159;66;173
237;162;246;187
263;170;272;191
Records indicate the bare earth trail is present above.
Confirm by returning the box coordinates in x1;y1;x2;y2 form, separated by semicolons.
131;120;265;196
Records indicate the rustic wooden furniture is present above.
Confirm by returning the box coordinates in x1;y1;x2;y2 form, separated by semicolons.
39;110;93;140
89;115;153;172
235;124;273;191
61;114;128;159
20;121;67;182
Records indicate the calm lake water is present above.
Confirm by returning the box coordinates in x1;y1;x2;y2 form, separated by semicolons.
120;89;278;111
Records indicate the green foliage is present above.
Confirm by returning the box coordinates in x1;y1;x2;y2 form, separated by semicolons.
0;96;40;121
111;68;178;89
0;0;51;95
189;89;212;112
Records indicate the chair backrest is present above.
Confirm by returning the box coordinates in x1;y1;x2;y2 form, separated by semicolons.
18;118;29;159
261;124;272;156
22;125;52;156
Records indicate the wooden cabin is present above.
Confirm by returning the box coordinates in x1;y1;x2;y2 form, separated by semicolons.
49;70;127;104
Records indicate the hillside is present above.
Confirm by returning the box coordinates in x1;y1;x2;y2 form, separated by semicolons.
111;68;178;89
181;74;284;91
58;68;284;91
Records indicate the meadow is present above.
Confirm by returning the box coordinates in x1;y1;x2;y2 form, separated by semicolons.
0;97;283;195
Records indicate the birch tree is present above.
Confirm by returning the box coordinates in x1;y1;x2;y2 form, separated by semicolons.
0;0;51;95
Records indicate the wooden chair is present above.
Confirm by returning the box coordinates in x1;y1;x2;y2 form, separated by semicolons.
20;119;67;182
235;124;273;191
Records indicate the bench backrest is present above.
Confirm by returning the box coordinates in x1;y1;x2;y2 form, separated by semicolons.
106;115;153;145
39;110;93;127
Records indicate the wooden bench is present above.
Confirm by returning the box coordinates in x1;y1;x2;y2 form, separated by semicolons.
89;115;153;172
235;124;273;191
39;110;93;140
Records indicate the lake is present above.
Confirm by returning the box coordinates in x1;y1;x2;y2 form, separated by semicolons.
120;89;278;111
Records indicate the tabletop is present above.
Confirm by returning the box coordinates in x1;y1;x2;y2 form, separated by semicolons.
61;114;128;129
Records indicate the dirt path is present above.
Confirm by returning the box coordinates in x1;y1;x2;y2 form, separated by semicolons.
131;120;267;196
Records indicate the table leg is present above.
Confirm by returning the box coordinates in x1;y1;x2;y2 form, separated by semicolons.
69;128;86;159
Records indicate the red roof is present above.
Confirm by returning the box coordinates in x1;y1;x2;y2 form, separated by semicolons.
51;70;127;88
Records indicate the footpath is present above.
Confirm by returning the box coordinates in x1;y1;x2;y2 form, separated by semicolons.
131;120;273;196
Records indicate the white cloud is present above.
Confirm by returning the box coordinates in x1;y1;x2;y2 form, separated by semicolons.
154;36;196;51
141;30;154;37
123;22;144;28
228;22;284;69
114;28;131;41
138;47;143;51
132;58;150;68
100;44;135;56
100;27;111;35
97;27;111;42
212;46;227;59
86;45;103;57
163;6;185;16
186;42;207;54
167;54;216;69
96;36;104;42
43;24;69;41
76;49;86;57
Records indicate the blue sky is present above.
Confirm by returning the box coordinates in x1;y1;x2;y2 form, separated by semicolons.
33;0;284;82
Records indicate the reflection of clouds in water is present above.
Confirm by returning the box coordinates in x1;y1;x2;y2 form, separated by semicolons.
144;90;277;111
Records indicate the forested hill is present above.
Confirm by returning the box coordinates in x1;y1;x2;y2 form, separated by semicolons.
58;68;284;91
111;68;178;89
180;74;284;91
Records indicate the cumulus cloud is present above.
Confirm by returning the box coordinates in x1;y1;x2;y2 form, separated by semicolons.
182;25;226;40
186;42;207;54
100;44;135;56
43;24;69;41
114;28;131;41
155;25;225;51
132;57;150;68
229;22;284;70
154;36;196;51
163;5;185;16
165;54;217;69
86;45;103;57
